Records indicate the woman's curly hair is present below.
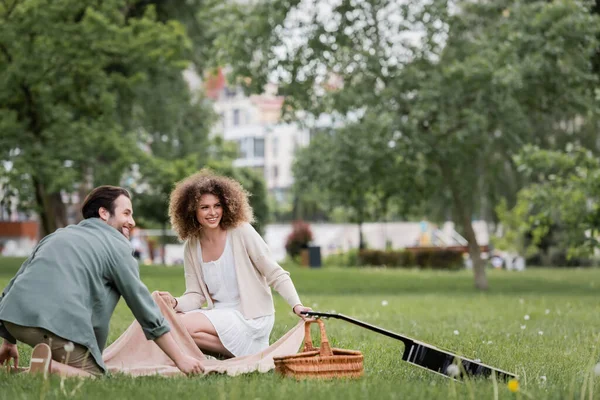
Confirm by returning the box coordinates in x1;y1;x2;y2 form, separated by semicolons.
169;169;254;240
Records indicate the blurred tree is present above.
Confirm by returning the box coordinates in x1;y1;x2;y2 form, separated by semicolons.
497;145;600;263
0;0;191;236
293;113;423;249
209;0;600;289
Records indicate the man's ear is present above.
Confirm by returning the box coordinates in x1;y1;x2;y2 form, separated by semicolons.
98;207;110;221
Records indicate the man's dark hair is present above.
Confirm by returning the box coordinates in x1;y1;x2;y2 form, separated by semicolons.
81;186;131;219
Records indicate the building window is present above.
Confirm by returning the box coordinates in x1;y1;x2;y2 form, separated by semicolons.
233;109;240;126
272;137;278;158
225;86;237;98
254;138;265;158
219;112;225;129
238;138;251;159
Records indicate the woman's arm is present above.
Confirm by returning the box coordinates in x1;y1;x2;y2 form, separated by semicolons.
241;224;303;309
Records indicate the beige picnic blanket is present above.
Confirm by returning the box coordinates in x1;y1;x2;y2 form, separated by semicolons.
103;292;305;376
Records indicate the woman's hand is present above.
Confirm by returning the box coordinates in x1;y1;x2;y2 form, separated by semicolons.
158;291;177;309
175;354;203;376
293;304;313;321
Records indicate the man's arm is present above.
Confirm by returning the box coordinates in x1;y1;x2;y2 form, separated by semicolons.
154;333;203;375
109;254;171;340
109;253;202;375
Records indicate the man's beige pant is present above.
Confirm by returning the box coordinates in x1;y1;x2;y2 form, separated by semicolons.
3;321;103;376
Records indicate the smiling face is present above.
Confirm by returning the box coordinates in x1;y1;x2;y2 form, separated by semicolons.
99;195;135;239
196;194;223;230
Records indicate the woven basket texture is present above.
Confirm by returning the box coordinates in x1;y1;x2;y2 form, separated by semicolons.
273;319;363;379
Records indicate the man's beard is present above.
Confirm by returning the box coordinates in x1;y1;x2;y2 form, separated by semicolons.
108;219;129;239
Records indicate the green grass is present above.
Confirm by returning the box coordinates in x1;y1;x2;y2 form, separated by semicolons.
1;256;600;399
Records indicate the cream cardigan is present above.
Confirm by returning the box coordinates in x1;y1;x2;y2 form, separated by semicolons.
174;222;302;319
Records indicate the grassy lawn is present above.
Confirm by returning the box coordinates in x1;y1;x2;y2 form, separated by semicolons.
1;256;600;399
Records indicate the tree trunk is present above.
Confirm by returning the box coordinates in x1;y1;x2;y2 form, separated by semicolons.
358;221;366;250
76;165;95;223
51;192;68;228
442;163;489;290
461;212;488;290
33;177;56;237
32;177;68;237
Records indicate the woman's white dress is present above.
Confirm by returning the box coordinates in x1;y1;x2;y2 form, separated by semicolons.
185;233;274;357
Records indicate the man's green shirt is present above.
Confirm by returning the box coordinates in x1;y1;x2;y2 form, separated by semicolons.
0;218;170;373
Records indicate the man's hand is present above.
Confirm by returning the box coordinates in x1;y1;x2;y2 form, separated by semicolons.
293;304;314;321
175;354;203;376
158;291;177;309
0;340;19;369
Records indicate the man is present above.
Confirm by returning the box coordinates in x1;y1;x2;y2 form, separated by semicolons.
0;186;203;377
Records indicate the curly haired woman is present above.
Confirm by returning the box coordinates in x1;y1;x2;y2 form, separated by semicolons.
158;169;311;358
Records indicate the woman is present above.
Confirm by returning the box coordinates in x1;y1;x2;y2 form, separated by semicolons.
159;170;311;359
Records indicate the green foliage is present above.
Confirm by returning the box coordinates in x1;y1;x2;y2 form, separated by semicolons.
324;248;464;270
131;155;200;229
292;114;423;247
497;145;600;261
0;0;193;235
322;249;360;268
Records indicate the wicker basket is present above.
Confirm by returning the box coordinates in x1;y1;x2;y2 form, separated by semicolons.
273;319;363;379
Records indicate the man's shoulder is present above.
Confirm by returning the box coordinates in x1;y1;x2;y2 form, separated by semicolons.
74;220;133;259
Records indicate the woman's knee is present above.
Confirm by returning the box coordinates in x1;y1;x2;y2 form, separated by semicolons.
180;313;216;335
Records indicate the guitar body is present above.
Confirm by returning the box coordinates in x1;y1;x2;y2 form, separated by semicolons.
402;339;515;380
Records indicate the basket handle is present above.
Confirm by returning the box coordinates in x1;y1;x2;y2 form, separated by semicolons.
302;319;333;357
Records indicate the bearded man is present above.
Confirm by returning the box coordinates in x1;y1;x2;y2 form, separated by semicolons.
0;186;203;377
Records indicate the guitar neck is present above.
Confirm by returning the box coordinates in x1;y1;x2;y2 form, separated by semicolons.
304;311;413;346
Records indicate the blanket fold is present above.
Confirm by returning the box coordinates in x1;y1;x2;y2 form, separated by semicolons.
103;292;305;377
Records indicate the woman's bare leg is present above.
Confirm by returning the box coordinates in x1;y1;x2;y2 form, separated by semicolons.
179;313;234;358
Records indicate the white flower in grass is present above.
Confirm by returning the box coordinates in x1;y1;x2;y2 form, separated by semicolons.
524;315;530;321
487;341;493;345
381;300;388;306
539;375;547;383
538;331;544;336
521;325;527;330
446;364;460;377
64;342;75;353
453;330;459;335
545;309;550;315
594;363;600;376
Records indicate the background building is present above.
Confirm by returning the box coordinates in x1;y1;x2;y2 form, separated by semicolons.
204;68;310;203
